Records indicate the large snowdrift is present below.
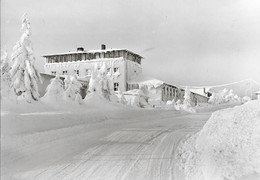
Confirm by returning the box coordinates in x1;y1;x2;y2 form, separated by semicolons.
176;100;260;180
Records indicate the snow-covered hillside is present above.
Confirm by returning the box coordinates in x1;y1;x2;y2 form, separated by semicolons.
176;100;260;180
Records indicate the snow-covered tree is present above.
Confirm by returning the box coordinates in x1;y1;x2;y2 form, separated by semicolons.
87;63;117;102
10;13;42;102
63;75;82;101
88;65;102;94
117;90;127;104
42;75;64;101
99;63;110;99
1;50;13;99
183;86;192;106
1;50;11;83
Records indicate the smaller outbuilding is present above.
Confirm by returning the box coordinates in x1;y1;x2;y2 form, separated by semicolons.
255;91;260;100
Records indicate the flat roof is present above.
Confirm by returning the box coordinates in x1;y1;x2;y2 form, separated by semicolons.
43;48;143;58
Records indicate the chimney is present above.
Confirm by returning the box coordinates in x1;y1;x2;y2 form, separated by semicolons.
77;47;84;52
101;44;106;50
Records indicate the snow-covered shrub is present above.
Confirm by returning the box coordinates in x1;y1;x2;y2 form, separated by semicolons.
9;13;42;103
42;75;64;102
176;100;260;180
242;96;251;103
63;75;82;102
117;90;127;105
209;88;241;105
174;99;182;110
166;99;175;109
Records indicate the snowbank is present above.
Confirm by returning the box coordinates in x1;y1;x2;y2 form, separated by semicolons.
176;100;260;180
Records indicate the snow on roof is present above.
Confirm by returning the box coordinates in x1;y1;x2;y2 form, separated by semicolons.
43;48;143;58
255;91;260;94
189;88;211;97
123;89;145;96
128;74;164;88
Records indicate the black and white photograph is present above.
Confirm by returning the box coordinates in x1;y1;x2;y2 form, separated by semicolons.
1;0;260;179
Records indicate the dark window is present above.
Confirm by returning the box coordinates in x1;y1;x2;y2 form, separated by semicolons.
114;83;119;91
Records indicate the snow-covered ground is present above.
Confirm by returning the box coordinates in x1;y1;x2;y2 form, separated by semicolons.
1;97;212;180
2;97;258;180
176;100;260;180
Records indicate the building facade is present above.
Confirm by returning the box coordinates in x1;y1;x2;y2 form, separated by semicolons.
43;45;143;92
43;45;209;104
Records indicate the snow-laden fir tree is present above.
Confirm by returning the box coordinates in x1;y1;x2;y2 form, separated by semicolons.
42;75;64;101
98;63;111;100
117;90;127;105
63;75;82;101
87;63;117;102
1;50;11;83
1;50;13;99
10;13;42;102
88;65;102;94
183;86;192;106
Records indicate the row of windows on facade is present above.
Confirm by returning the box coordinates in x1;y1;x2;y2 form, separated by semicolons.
162;86;179;97
45;51;141;64
51;67;120;76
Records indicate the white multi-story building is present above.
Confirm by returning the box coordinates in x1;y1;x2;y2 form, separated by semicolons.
43;45;143;92
42;44;209;104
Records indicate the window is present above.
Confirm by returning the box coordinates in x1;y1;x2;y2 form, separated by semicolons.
74;70;79;76
51;71;56;75
62;70;68;75
107;68;111;74
114;67;119;73
85;69;91;76
114;83;119;91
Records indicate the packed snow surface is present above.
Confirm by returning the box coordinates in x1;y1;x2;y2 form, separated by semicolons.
176;100;260;180
1;96;214;180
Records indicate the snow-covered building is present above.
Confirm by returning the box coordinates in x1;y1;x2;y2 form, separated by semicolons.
255;91;260;100
43;45;143;93
42;45;209;104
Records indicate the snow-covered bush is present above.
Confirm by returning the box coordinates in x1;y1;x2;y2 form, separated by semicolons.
42;75;64;102
209;88;241;105
9;13;42;103
117;90;127;105
176;100;260;180
166;99;175;109
174;99;182;110
63;75;82;102
242;96;251;103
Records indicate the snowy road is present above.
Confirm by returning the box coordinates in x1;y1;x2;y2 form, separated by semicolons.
1;106;211;180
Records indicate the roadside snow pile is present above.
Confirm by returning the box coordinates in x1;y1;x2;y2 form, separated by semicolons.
176;100;260;180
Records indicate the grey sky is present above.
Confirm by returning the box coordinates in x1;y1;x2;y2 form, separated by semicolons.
1;0;260;86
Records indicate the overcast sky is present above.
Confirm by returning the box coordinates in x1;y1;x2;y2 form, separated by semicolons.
1;0;260;86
